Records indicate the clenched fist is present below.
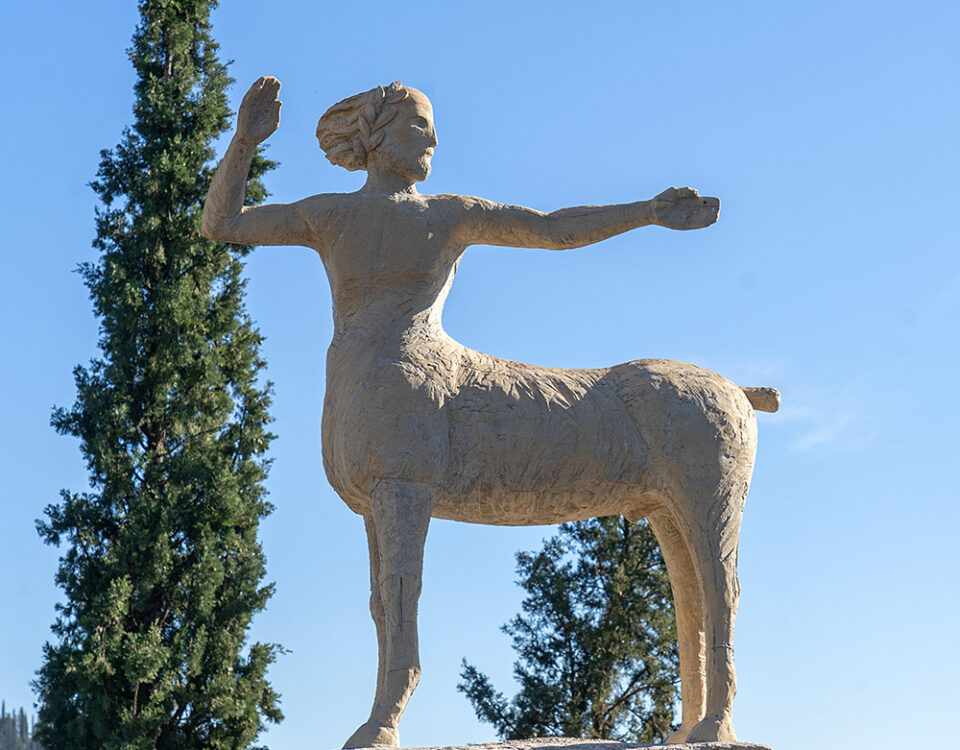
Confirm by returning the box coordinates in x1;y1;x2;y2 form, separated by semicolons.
650;187;720;230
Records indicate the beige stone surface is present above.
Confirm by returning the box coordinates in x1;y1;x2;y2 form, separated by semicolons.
347;740;771;750
203;76;779;749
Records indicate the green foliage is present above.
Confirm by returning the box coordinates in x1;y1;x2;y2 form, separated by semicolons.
0;703;42;750
35;2;281;748
459;517;679;742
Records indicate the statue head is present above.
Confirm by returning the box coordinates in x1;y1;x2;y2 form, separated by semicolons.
316;83;437;182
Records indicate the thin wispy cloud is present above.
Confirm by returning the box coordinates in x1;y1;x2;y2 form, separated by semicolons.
681;356;865;453
789;411;854;452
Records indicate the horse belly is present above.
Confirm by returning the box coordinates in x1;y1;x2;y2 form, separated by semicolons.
437;363;649;524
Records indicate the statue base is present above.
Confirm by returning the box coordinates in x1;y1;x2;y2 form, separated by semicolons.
348;738;771;750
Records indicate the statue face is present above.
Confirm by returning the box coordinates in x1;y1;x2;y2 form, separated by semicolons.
374;88;437;182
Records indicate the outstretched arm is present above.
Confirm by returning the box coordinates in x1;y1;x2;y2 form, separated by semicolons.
202;76;317;248
452;188;719;250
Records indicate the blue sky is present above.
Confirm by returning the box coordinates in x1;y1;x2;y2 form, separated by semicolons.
2;2;958;749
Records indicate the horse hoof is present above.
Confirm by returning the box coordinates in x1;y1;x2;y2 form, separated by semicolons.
665;721;697;744
342;719;400;748
685;714;737;743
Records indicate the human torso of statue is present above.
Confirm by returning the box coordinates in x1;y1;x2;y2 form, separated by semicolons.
318;191;461;363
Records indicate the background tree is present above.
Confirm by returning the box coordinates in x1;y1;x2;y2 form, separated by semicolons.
459;517;678;742
35;1;281;748
0;703;42;750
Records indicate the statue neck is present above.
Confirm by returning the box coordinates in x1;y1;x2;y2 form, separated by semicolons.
362;167;419;196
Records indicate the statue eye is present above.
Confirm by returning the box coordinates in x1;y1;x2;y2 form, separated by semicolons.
410;116;429;129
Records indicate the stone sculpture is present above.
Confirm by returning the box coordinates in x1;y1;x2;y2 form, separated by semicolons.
202;76;780;748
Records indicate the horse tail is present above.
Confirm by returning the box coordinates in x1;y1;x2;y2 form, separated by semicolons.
741;386;780;413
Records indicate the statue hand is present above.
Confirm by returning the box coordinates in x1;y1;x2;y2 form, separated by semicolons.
236;76;282;146
651;187;720;230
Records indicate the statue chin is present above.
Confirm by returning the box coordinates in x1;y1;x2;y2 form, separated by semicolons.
373;147;431;183
406;159;431;182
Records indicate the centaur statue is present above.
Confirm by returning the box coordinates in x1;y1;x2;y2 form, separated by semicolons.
203;76;779;748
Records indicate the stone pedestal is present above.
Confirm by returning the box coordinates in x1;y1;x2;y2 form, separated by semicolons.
349;738;772;750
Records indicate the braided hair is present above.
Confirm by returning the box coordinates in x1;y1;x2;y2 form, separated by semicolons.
316;82;410;171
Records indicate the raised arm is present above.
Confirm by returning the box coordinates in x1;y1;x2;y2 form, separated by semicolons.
202;76;317;248
452;188;720;250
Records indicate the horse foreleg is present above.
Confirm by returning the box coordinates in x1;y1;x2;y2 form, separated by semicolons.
364;514;387;711
343;481;433;748
648;510;706;743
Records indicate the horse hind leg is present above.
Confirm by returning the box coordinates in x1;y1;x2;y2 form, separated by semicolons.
680;476;748;744
647;509;706;743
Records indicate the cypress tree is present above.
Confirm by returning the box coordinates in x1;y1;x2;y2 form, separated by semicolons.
459;517;679;742
0;704;41;750
35;2;281;748
0;711;16;750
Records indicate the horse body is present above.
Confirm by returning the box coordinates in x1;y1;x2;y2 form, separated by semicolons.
325;325;756;527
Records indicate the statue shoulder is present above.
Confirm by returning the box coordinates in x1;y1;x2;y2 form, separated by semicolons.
294;191;353;215
426;193;501;222
292;192;355;229
428;193;495;208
